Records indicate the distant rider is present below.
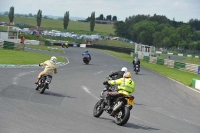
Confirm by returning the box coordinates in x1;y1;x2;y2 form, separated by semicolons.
35;56;58;86
109;67;128;79
103;72;135;112
132;56;140;71
82;50;91;60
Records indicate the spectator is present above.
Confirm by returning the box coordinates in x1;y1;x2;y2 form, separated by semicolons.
20;35;25;50
20;35;25;44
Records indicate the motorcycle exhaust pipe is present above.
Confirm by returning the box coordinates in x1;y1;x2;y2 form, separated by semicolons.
113;101;123;112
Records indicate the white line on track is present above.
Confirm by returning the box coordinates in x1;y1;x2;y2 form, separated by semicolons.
81;85;200;130
13;71;35;85
94;71;103;75
149;107;200;127
81;86;99;99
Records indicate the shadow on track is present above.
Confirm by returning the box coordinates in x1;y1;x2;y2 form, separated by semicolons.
98;117;159;131
43;91;76;98
124;123;160;131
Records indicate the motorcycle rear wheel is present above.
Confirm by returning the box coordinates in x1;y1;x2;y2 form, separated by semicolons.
40;83;48;94
115;106;130;126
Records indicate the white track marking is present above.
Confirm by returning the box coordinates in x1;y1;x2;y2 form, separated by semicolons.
81;85;200;129
130;115;180;133
81;86;99;99
13;71;35;85
149;107;200;127
94;71;103;75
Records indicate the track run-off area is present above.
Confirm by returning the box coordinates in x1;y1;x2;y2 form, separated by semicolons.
0;47;200;133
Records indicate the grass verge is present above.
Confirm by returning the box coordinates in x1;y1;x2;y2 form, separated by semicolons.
94;49;200;87
0;49;66;64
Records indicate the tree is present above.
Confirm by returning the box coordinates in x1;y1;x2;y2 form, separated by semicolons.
106;15;112;21
112;16;117;21
63;11;70;29
4;11;9;15
86;17;91;21
29;13;33;17
36;10;42;27
113;21;126;37
99;14;104;20
8;6;14;22
90;11;95;32
177;24;192;43
153;32;164;47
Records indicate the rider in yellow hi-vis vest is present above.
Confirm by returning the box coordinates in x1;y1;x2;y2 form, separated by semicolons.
103;72;135;111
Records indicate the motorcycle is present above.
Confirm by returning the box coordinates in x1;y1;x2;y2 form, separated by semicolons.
35;74;52;94
61;43;68;48
93;76;134;126
134;64;139;74
83;54;90;64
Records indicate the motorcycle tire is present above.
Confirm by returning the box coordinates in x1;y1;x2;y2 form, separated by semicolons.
115;106;130;126
35;84;40;90
93;99;104;117
40;83;48;94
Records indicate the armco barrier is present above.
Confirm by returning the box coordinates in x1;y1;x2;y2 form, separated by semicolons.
157;58;164;65
174;62;186;70
192;78;200;90
143;56;150;62
185;63;198;74
149;57;157;64
77;44;134;54
164;59;174;68
3;41;15;49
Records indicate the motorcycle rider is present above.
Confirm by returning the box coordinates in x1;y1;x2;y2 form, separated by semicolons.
103;71;135;112
82;50;91;61
35;56;58;86
132;56;140;72
109;67;128;79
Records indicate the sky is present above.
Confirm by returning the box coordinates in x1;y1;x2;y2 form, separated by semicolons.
0;0;200;22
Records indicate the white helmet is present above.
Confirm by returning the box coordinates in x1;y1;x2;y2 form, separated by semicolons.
51;56;57;63
121;67;128;73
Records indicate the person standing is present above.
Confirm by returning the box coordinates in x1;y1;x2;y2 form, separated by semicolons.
20;35;25;51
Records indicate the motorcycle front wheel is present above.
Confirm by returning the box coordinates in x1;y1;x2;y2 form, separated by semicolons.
93;99;104;117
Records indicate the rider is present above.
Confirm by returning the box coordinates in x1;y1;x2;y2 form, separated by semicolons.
35;56;58;85
65;41;68;48
132;56;140;71
82;50;91;60
109;67;128;79
103;71;135;111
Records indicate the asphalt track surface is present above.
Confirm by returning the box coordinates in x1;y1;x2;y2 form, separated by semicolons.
0;47;200;133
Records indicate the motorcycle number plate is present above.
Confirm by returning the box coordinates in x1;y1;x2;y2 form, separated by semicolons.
127;99;134;106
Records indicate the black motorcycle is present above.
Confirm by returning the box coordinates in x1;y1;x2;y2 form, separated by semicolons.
83;55;90;64
134;64;140;74
93;76;134;126
35;74;52;94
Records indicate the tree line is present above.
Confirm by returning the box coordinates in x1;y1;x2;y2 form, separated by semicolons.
114;14;200;50
86;14;117;21
5;6;98;32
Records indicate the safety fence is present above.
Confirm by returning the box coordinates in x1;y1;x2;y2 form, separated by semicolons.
1;41;24;50
137;55;199;74
156;51;200;59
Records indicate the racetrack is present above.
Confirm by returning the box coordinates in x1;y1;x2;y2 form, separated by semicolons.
0;47;200;133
